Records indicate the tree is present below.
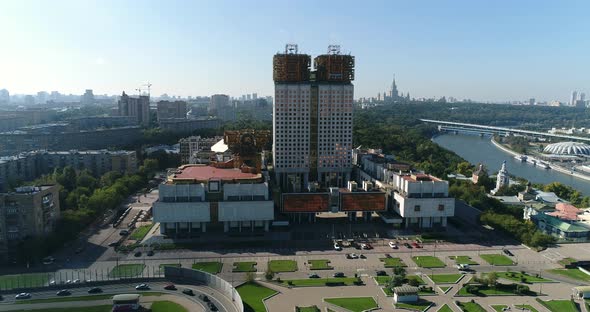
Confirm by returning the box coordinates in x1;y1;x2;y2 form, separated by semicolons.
76;170;98;190
265;268;275;281
56;166;77;191
457;161;473;176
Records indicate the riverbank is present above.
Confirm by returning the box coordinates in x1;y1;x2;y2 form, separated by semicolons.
490;137;590;183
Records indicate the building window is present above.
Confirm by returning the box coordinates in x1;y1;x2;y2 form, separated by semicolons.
414;205;421;212
438;204;445;211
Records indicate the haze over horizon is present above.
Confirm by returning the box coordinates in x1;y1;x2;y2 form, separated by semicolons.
1;0;589;102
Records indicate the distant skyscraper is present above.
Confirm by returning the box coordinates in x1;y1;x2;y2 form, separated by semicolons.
36;91;48;104
581;93;586;102
571;91;578;106
529;98;535;105
81;89;95;105
157;100;187;121
118;91;150;126
0;89;9;104
389;76;399;99
273;44;354;190
252;93;258;100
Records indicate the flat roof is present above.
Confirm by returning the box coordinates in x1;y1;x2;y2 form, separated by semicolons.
171;165;261;182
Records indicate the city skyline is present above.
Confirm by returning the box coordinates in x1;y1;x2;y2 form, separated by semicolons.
1;0;589;102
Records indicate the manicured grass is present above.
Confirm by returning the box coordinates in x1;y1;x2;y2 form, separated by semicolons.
108;263;145;278
457;283;535;297
374;275;425;285
457;301;486;312
548;268;590;282
439;286;452;293
237;282;278;312
308;259;333;270
450;256;479;265
151;300;189;312
268;260;298;272
281;277;358;287
6;306;112;312
395;300;432;311
492;305;508;312
407;275;426;285
412;256;446;268
379;257;407;267
192;262;223;274
233;261;257;272
129;223;154;241
437;304;454;312
496;271;552;283
429;274;463;284
324;297;378;312
158;263;181;273
480;254;515;266
296;306;320;312
514;304;540;312
537;299;578;312
0;272;54;289
558;257;577;267
17;293;163;304
382;287;393;296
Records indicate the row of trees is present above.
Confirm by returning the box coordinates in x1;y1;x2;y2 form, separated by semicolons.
16;158;160;263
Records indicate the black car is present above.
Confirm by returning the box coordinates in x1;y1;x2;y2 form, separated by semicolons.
147;250;154;256
503;249;514;256
208;302;218;311
384;253;392;258
0;294;3;301
56;289;71;296
199;294;210;302
309;273;320;278
108;241;119;247
182;288;194;296
376;270;387;276
403;242;412;249
359;254;366;259
88;287;102;294
333;272;345;278
134;251;142;257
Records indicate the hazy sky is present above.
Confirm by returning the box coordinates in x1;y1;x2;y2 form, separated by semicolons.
1;0;589;102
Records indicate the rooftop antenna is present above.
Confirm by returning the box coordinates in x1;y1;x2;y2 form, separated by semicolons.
143;82;152;97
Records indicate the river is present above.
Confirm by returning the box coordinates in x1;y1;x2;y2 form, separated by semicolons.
433;133;590;195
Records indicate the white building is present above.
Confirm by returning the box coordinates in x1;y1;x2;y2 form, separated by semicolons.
491;161;509;195
153;164;274;235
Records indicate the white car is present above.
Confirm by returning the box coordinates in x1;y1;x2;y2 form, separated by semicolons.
388;241;398;249
456;264;470;271
73;279;81;284
349;253;359;259
334;244;342;251
135;283;150;290
49;280;56;286
15;293;31;299
65;280;72;284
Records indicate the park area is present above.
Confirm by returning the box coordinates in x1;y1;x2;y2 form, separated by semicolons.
379;257;407;267
429;274;463;284
236;282;277;312
479;254;515;266
268;260;298;272
0;272;54;289
536;299;578;312
129;223;154;241
191;262;223;274
233;262;257;272
412;256;446;268
395;299;432;312
547;268;590;282
449;256;478;265
308;259;333;270
108;264;145;278
456;301;486;312
324;297;377;312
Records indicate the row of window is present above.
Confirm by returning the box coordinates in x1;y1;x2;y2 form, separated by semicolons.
413;204;446;212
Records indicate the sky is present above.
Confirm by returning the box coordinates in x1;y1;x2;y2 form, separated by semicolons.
0;0;589;102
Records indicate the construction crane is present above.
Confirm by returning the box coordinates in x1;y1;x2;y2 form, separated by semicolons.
143;82;153;97
135;88;142;97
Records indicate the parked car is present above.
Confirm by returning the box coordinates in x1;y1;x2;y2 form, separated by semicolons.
403;242;412;249
411;242;422;248
119;229;129;236
73;279;80;284
135;283;150;290
88;287;102;294
333;272;345;278
147;250;154;257
309;273;320;278
208;302;218;311
376;270;387;276
108;241;119;247
164;284;176;290
15;293;31;300
503;249;514;256
42;256;55;265
456;264;470;271
49;280;56;285
359;254;366;259
333;243;342;251
348;253;359;259
0;294;3;301
134;251;142;257
384;253;392;258
199;294;210;302
182;288;194;296
56;290;71;296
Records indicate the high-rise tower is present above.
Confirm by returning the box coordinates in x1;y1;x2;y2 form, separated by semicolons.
273;44;354;191
389;75;398;99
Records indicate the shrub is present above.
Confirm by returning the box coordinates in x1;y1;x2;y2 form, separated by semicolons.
516;284;530;295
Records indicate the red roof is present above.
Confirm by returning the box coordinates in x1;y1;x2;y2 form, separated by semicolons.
172;165;260;182
549;203;581;221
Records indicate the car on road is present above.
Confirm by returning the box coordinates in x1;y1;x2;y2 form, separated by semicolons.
147;250;154;256
346;253;359;259
208;302;218;311
108;241;119;247
182;288;194;296
333;272;345;278
65;280;72;284
199;294;210;302
49;280;56;286
134;251;142;257
309;273;320;278
456;264;470;271
119;229;130;236
56;289;71;296
334;243;342;251
359;254;366;259
403;242;412;249
0;294;3;301
135;283;150;290
376;270;387;276
42;256;55;265
361;243;373;250
411;242;422;248
388;241;398;249
503;248;514;256
384;253;392;258
164;284;176;290
73;279;81;284
15;293;31;299
88;287;102;294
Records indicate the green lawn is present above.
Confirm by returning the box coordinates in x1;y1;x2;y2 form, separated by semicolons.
108;264;146;278
514;304;540;312
268;260;298;272
382;287;393;296
151;300;189;312
496;271;552;283
429;274;463;284
192;262;223;274
158;263;181;273
129;223;154;241
5;306;112;312
449;256;479;265
457;283;534;297
395;300;432;311
0;272;54;289
324;297;378;312
412;256;446;268
233;261;257;272
17;293;163;304
308;259;333;270
374;275;425;285
379;257;407;267
492;305;508;312
547;268;590;282
437;304;454;312
281;277;358;287
457;301;487;312
537;299;578;312
237;282;278;312
296;306;320;312
407;275;426;285
480;254;515;266
439;286;452;293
